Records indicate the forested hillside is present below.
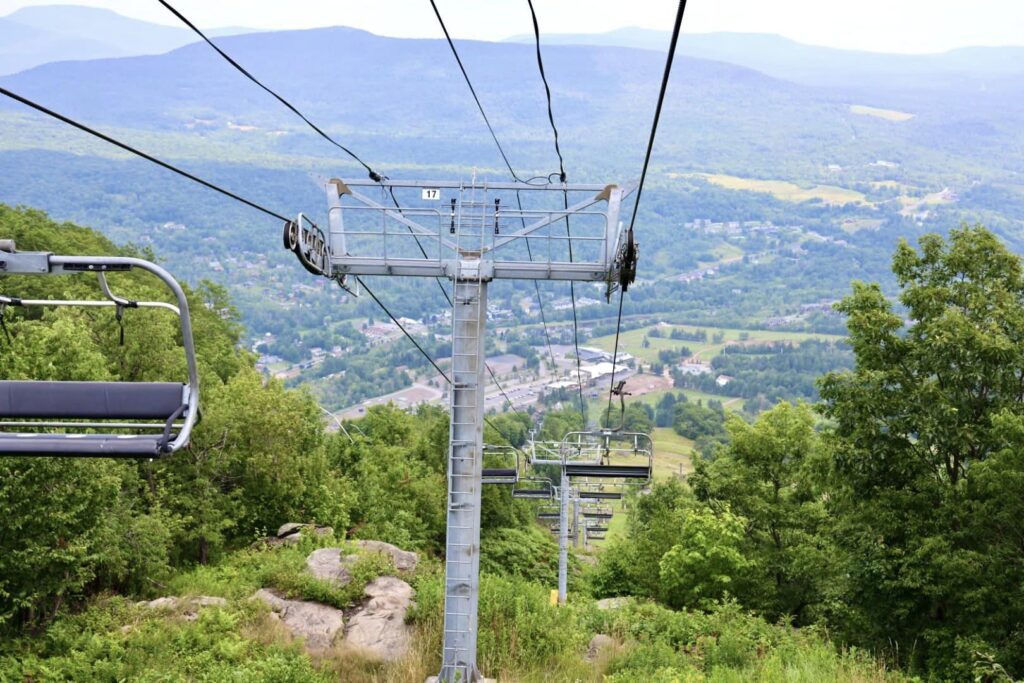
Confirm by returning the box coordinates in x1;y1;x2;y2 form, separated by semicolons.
3;209;1023;680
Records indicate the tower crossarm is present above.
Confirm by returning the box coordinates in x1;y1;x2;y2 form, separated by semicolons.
322;178;638;284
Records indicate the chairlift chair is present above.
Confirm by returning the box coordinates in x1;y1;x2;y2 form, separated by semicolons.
560;430;653;484
577;491;622;501
581;504;614;521
537;502;561;524
481;444;520;485
0;241;200;458
511;475;554;500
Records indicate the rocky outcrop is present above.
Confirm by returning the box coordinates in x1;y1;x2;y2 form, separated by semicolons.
305;541;418;587
254;589;344;651
351;540;419;571
596;597;632;610
343;576;415;662
137;595;227;621
306;547;356;587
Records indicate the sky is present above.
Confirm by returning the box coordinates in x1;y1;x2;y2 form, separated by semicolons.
0;0;1023;54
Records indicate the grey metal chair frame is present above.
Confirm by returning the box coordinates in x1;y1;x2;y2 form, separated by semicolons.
481;444;520;485
0;241;200;458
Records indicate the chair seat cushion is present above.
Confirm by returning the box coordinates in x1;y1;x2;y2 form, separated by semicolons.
0;381;185;419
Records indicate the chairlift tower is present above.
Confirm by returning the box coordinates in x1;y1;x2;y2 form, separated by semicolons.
289;177;636;683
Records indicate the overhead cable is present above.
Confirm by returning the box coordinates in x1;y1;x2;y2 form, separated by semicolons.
156;0;383;181
521;1;586;418
607;0;689;417
0;86;289;223
427;0;527;184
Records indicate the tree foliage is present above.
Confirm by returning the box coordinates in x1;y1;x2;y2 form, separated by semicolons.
819;225;1024;674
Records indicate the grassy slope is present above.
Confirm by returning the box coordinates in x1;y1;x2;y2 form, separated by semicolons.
652;426;696;481
675;172;871;206
588;322;844;365
849;104;916;122
2;533;911;683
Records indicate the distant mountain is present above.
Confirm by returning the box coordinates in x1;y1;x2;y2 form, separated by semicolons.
0;4;257;76
505;29;1024;92
2;25;1022;183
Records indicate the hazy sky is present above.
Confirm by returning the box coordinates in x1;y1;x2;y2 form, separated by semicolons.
1;0;1022;54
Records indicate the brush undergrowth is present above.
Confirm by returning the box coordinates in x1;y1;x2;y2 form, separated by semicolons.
0;538;913;683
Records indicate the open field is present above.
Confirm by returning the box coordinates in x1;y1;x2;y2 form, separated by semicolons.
588;322;845;365
849;104;915;122
652;427;695;480
674;172;870;206
840;217;885;233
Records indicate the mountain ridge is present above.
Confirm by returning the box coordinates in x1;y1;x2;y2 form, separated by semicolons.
505;27;1024;91
0;4;257;76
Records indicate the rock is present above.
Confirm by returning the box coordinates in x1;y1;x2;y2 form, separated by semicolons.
352;540;419;572
587;633;615;661
137;595;228;621
255;523;335;548
254;589;344;651
139;596;179;610
344;577;415;662
306;547;356;586
191;596;228;608
277;522;305;537
425;677;497;683
596;597;631;610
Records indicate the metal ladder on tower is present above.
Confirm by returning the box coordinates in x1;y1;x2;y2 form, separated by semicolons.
439;183;490;682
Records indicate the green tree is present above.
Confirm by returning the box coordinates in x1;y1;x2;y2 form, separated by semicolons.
658;506;752;610
673;401;725;440
819;226;1024;675
690;402;832;622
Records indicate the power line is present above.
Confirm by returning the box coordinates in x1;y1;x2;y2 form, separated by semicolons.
521;1;586;419
156;0;382;181
0;86;289;223
162;0;457;308
358;277;451;381
0;90;451;423
426;0;563;413
1;68;523;456
524;0;566;183
607;0;689;416
427;0;527;184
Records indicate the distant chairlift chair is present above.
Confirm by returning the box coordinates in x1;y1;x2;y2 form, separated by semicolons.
511;475;555;500
0;240;200;458
481;445;520;485
560;430;653;484
581;504;614;522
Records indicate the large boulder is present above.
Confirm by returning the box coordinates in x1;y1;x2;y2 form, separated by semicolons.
596;597;632;610
306;547;356;587
352;540;419;571
586;633;616;661
137;595;228;621
343;576;415;662
254;589;344;651
277;522;305;538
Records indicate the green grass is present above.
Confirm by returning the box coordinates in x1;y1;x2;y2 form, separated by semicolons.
652;427;695;481
849;104;915;122
675;173;870;206
2;535;913;683
588;323;844;366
